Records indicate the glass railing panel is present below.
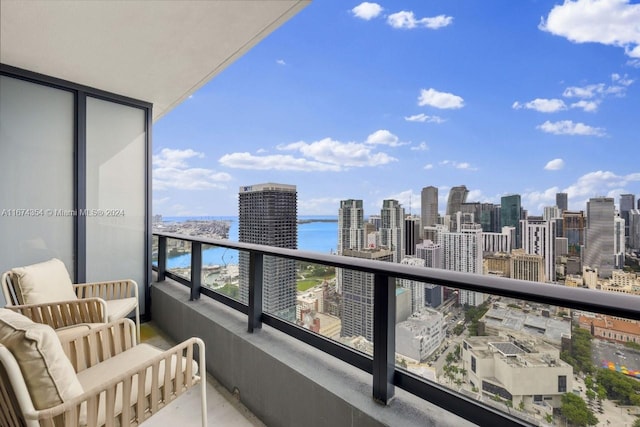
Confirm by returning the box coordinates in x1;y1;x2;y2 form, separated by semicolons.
151;234;158;267
166;238;191;280
392;282;640;426
201;244;241;301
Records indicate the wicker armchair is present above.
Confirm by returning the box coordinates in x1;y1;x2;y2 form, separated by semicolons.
0;312;207;427
2;258;140;340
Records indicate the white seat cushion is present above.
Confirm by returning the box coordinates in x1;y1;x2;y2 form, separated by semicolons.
0;308;83;410
105;298;137;322
76;343;198;425
11;258;77;304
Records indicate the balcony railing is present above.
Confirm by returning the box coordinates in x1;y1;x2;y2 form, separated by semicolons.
153;231;640;427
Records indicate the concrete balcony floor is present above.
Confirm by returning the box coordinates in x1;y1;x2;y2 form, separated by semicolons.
139;322;265;427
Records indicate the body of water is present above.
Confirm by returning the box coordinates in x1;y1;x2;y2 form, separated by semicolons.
163;216;337;268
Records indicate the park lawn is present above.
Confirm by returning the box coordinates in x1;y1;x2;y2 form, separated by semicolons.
297;279;319;292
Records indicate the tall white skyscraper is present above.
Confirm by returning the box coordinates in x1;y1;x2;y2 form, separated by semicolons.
238;183;297;322
399;257;426;315
520;216;557;282
380;199;405;263
338;199;365;254
585;197;615;278
440;223;484;306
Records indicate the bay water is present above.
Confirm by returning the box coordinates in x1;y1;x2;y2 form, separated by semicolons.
164;216;338;268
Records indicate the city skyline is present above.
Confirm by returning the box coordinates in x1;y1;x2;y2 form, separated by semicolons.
153;0;640;217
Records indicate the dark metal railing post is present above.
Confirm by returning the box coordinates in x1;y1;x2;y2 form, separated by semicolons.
190;241;202;301
373;273;395;404
248;251;263;332
157;236;167;281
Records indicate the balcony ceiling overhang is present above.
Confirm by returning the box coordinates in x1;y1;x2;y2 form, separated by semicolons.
0;0;310;121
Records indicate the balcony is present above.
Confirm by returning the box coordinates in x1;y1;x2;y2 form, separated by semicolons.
150;231;640;427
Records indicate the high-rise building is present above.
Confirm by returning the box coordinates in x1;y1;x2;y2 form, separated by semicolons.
338;199;365;254
585;197;615;278
501;194;522;249
556;193;568;212
520;216;557;282
446;185;469;216
482;226;514;254
620;194;636;246
630;209;640;251
380;199;405;263
543;206;562;222
562;211;585;257
441;223;484;306
399;257;426;315
238;183;297;322
340;248;393;341
415;240;444;308
421;186;438;234
510;249;545;283
614;216;625;269
405;217;420;256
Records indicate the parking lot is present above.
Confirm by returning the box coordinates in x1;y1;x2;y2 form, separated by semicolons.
591;339;640;373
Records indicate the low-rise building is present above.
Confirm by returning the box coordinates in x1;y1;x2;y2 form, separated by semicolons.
396;309;444;362
462;336;573;409
578;314;640;345
480;306;570;346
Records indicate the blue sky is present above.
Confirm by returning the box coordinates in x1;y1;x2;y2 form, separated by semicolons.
153;0;640;218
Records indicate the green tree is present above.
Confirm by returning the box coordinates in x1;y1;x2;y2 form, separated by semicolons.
596;369;640;405
585;389;595;402
561;393;598;426
561;326;594;375
632;418;640;427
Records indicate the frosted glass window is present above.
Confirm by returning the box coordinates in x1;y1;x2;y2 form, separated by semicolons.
86;97;146;312
0;76;75;304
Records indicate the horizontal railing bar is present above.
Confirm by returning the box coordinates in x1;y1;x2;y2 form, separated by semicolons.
154;232;640;320
394;370;530;427
199;286;249;314
262;314;373;374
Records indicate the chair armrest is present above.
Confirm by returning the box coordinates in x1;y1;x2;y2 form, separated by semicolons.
4;298;108;328
74;279;138;301
25;337;206;426
59;318;138;373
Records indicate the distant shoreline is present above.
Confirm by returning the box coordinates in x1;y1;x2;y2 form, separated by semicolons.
297;218;338;224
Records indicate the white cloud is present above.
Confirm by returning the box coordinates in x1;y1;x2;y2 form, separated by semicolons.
512;98;567;113
411;142;430;151
153;148;204;168
611;73;634;86
423;163;434;170
537;120;606;136
628;59;640;68
221;132;400;172
153;148;232;190
570;100;599;112
404;113;445;123
439;160;478;171
365;129;404;146
278;138;397;167
219;152;341;171
378;190;418;212
387;11;453;29
351;2;383;20
539;0;640;58
544;158;565;170
276;59;286;66
298;197;344;215
563;82;628;98
154;167;232;190
418;88;464;109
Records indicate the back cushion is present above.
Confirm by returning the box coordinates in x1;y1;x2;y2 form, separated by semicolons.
11;258;77;304
0;308;83;409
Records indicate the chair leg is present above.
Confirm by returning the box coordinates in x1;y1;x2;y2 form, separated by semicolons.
197;338;207;427
135;305;141;344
